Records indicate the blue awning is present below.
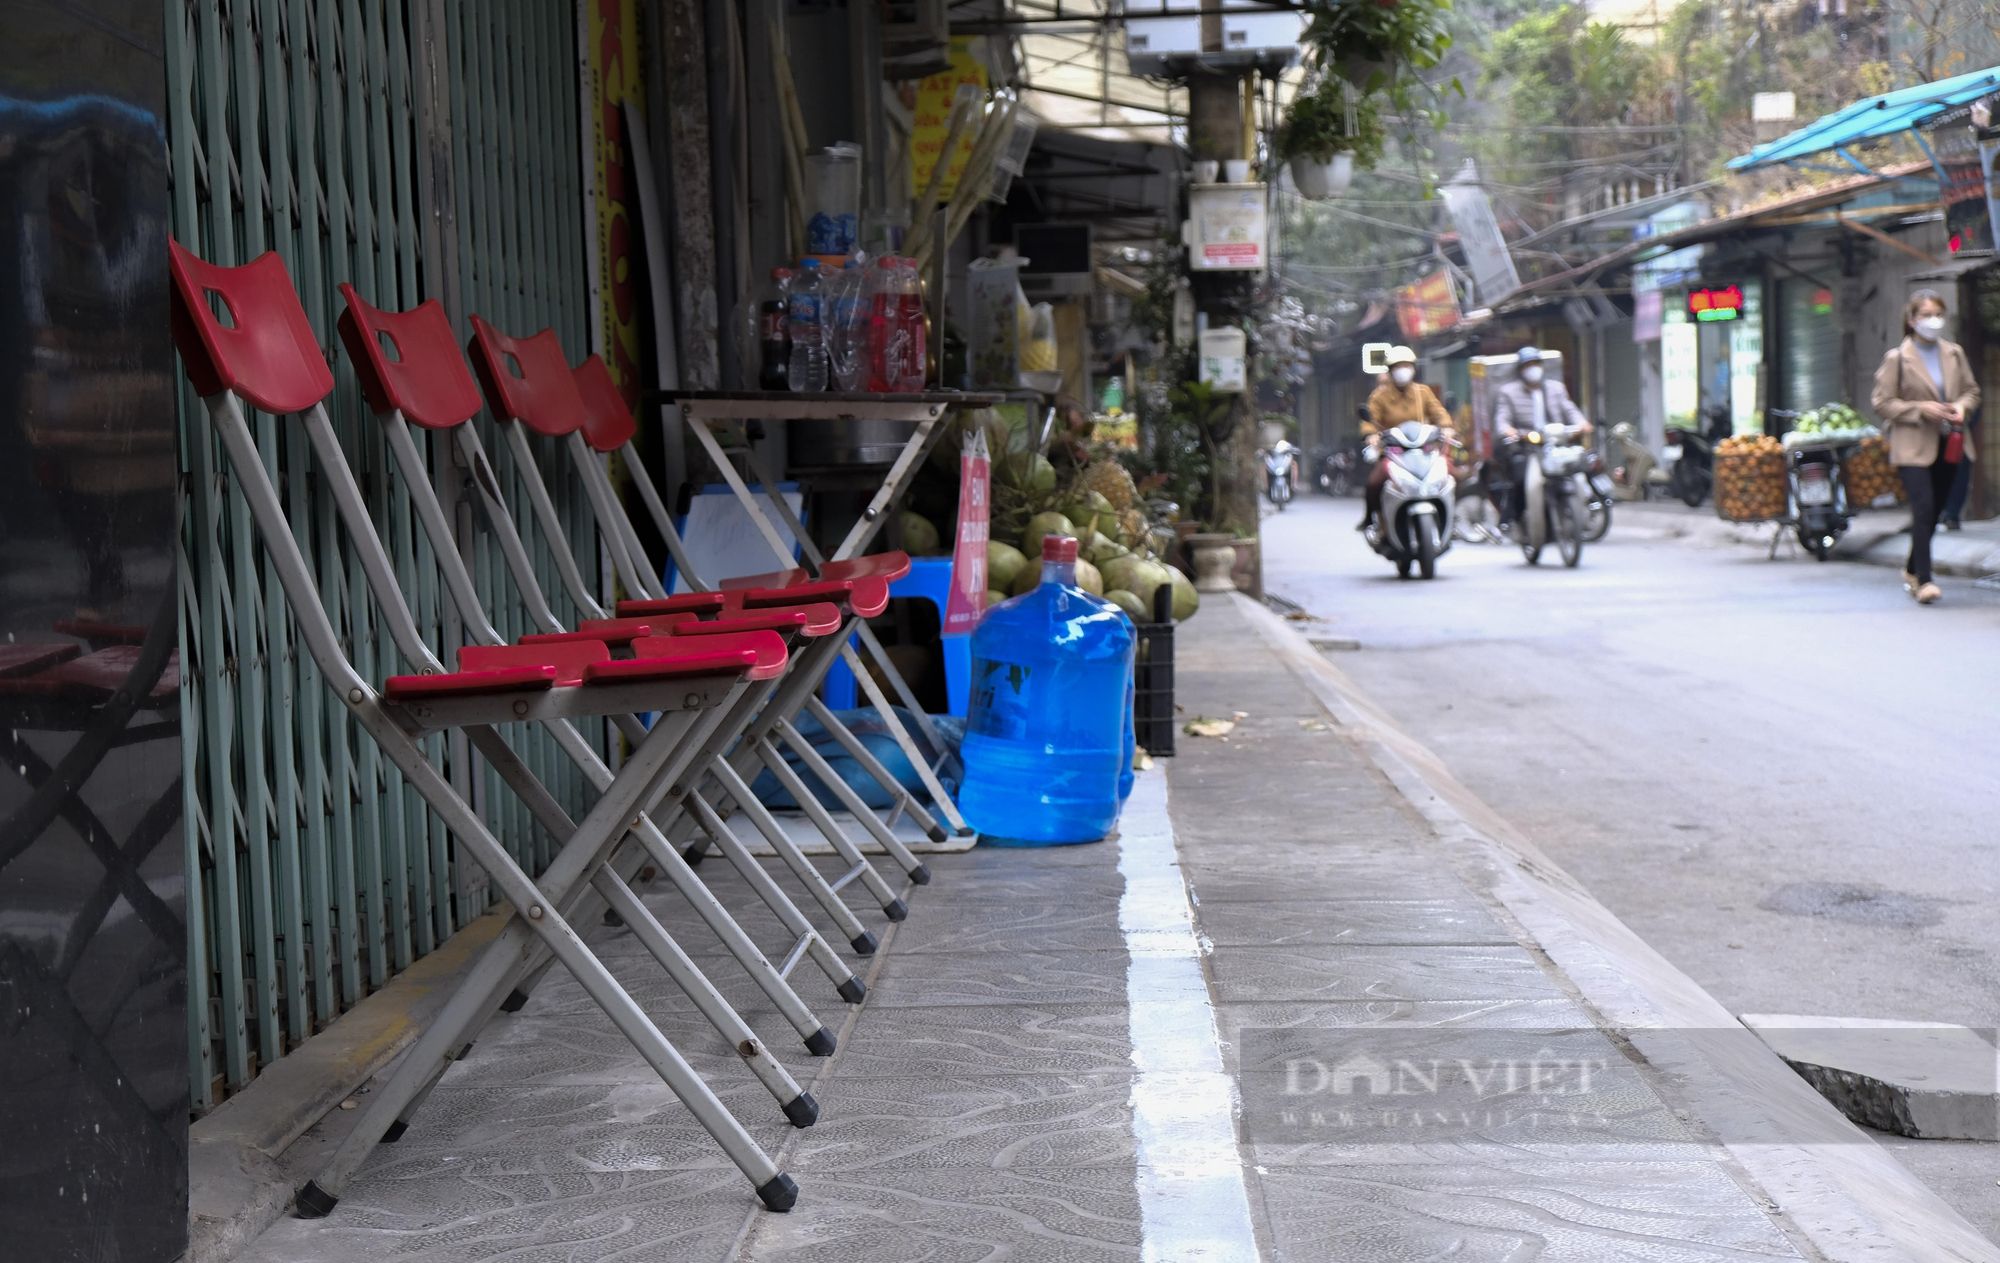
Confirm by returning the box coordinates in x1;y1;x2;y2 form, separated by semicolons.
1728;67;2000;171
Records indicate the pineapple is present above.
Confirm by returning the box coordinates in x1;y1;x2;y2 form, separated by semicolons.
1077;459;1138;512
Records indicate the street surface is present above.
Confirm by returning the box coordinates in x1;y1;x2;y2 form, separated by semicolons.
1261;492;2000;1239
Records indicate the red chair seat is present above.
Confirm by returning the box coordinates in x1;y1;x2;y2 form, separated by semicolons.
816;552;912;584
384;665;559;701
629;632;787;681
737;575;890;619
459;640;609;685
519;615;693;647
29;646;181;702
585;644;769;685
0;643;80;679
615;592;731;618
674;603;842;638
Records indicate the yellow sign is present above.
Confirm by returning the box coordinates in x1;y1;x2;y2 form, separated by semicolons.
587;0;642;405
911;38;988;201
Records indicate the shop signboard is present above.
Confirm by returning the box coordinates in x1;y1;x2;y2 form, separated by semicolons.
1440;163;1519;304
1730;281;1764;433
1395;269;1460;340
1687;285;1744;322
1633;290;1663;342
912;39;988;200
1661;307;1699;430
1199;327;1248;392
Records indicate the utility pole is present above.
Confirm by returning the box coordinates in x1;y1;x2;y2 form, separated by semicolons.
1184;59;1261;535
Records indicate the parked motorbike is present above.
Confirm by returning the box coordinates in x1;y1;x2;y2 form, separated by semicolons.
1786;437;1855;561
1582;446;1615;541
1313;440;1362;496
1510;421;1590;567
1364;421;1455;579
1663;409;1731;508
1263;440;1299;510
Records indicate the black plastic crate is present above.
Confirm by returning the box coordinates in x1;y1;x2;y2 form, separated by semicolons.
1134;583;1175;756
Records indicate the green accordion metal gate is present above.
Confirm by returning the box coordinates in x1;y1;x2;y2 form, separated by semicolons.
165;0;610;1112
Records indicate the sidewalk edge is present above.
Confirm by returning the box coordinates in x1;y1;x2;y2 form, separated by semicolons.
1234;592;1999;1263
185;906;512;1263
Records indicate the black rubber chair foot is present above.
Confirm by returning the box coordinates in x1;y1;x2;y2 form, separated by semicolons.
499;988;530;1013
849;931;879;955
955;827;977;838
294;1180;339;1219
681;843;706;866
782;1092;820;1129
381;1120;409;1143
757;1172;799;1212
909;863;932;886
883;898;908;922
926;825;949;843
837;977;867;1004
804;1026;837;1056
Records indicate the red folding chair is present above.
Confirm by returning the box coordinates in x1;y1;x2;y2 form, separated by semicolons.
462;320;925;948
170;240;802;1214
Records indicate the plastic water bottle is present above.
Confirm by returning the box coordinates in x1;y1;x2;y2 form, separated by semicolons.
1119;663;1135;802
787;259;827;392
961;534;1135;845
830;259;870;392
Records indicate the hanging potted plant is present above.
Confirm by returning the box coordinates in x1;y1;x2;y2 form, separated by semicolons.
1299;0;1455;96
1277;84;1384;200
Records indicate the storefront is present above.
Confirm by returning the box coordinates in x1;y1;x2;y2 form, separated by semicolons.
1658;279;1765;433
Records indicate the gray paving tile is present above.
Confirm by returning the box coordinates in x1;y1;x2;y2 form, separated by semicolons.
1206;945;1562;1004
791;1073;1135;1171
833;1004;1134;1078
1252;1161;1802;1262
739;1166;1143;1262
888;904;1129;955
1198;899;1514;947
867;949;1130;1007
1187;867;1475;904
1216;998;1595;1041
237;1168;750;1263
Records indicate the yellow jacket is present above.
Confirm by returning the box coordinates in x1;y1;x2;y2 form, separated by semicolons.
1363;381;1448;436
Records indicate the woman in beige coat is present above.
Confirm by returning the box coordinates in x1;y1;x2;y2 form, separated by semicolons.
1871;290;1980;604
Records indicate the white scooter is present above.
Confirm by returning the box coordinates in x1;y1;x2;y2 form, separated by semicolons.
1364;420;1455;580
1510;421;1590;567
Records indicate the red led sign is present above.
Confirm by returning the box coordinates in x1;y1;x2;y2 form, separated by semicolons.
1687;285;1745;322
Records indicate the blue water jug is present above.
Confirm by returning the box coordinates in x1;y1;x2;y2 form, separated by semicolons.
962;535;1136;845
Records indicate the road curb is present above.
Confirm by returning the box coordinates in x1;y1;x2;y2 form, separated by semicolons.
185;906;512;1262
1235;591;2000;1263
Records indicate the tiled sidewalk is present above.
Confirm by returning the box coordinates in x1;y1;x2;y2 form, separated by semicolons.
233;594;1964;1262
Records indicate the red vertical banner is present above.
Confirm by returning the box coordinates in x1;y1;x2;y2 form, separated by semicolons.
586;0;642;407
943;428;990;635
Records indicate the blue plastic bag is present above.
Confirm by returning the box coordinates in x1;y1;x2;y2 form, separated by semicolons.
749;706;961;811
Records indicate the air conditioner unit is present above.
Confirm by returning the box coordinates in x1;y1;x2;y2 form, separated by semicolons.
1125;1;1301;76
1125;16;1202;77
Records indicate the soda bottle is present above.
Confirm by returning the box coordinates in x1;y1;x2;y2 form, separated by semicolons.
870;256;928;393
890;258;928;393
787;259;828;392
757;266;792;391
830;259;870;392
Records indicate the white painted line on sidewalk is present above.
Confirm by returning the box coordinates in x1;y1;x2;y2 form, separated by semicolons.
1117;768;1262;1263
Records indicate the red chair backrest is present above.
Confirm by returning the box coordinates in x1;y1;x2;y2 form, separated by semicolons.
572;355;639;453
337;287;485;429
168;239;334;414
467;316;588;437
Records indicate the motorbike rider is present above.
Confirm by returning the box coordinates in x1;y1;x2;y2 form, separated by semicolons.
1492;346;1590;526
1359;346;1449;530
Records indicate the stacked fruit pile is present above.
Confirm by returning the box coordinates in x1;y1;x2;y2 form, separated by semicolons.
1843;436;1904;506
1714;433;1787;522
983;454;1198;621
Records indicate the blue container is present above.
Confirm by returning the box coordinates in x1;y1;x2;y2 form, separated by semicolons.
962;538;1136;845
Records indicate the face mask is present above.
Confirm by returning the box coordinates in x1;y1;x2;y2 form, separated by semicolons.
1390;366;1415;386
1916;315;1946;341
1521;365;1545;385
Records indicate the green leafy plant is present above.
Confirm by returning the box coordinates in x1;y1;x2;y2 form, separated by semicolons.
1301;0;1456;89
1276;81;1386;167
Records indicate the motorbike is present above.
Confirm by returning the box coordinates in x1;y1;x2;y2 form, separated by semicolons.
1509;421;1590;567
1786;436;1855;561
1663;409;1732;508
1262;440;1300;510
1364;420;1455;579
1582;446;1615;541
1313;441;1362;496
